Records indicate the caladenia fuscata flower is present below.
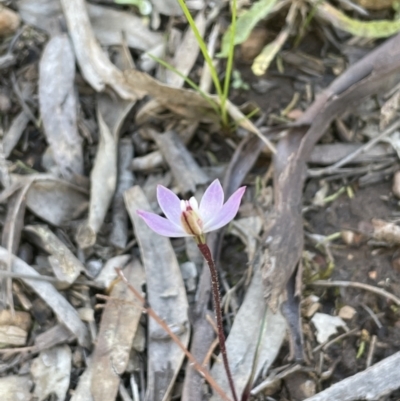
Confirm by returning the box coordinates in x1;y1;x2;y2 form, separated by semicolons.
137;179;245;401
137;179;246;244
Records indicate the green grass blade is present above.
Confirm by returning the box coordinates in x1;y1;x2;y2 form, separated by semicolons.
176;0;223;98
221;0;237;122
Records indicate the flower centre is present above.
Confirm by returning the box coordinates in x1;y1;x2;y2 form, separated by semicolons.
180;199;203;236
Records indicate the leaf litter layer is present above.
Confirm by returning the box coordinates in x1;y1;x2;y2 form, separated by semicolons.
1;0;400;400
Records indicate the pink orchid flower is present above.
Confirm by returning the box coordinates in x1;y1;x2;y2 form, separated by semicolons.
137;179;246;242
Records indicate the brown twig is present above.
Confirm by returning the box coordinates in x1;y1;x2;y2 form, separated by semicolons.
198;243;238;401
310;280;400;306
116;268;232;401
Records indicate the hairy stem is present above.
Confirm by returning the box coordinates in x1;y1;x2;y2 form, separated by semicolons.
198;243;238;401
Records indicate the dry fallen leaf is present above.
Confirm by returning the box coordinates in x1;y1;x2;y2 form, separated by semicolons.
31;345;72;401
25;225;85;285
154;130;209;193
25;176;88;226
39;34;84;181
124;186;190;401
76;110;116;248
0;247;90;347
3;110;30;158
60;0;144;100
0;375;31;401
91;260;145;401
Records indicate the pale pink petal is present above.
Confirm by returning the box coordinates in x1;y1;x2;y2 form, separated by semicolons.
157;185;182;226
203;186;246;232
199;179;224;225
137;210;189;237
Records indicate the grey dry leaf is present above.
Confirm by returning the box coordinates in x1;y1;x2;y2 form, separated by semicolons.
153;130;209;193
88;3;163;51
91;260;145;401
76;110;117;249
0;247;90;347
60;0;144;100
3;110;30;158
151;0;183;16
24;176;88;226
124;186;190;401
210;261;287;401
132;150;165;172
17;0;163;50
31;345;72;401
76;46;135;249
0;375;31;401
110;138;134;249
25;225;85;285
39;34;84;181
94;254;131;289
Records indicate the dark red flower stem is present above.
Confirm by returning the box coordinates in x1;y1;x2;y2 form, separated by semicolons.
198;242;238;401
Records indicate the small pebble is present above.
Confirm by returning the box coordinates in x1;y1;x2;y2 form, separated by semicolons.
339;305;357;320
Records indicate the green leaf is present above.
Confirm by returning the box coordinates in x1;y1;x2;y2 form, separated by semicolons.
219;0;278;58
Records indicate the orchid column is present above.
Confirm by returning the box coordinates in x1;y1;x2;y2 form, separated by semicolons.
138;179;245;401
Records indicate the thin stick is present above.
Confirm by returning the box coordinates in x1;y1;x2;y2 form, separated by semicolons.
198;243;238;401
116;268;232;401
311;280;400;305
308;118;400;177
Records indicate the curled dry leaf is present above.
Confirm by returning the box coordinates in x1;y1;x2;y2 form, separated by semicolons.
91;260;145;401
31;345;72;401
76;111;117;248
60;0;144;100
153;130;209;193
0;247;90;347
25;225;85;285
124;186;190;401
39;34;84;180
